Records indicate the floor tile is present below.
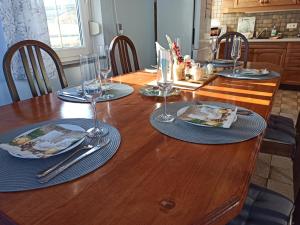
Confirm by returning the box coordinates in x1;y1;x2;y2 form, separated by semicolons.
269;166;293;185
251;175;267;187
271;155;293;170
258;152;272;164
267;179;294;200
254;156;271;178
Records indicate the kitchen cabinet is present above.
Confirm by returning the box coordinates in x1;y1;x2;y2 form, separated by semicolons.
234;0;263;8
226;0;299;12
234;0;296;8
282;43;300;85
262;0;297;6
247;43;286;68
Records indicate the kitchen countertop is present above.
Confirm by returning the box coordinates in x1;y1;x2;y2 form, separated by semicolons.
248;38;300;42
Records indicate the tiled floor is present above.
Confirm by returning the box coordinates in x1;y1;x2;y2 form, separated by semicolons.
251;89;299;201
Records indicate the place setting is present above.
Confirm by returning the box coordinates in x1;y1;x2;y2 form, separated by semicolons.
57;45;134;103
215;36;280;80
149;46;267;145
0;52;123;192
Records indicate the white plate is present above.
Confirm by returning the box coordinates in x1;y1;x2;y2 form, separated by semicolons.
2;124;85;159
239;69;269;76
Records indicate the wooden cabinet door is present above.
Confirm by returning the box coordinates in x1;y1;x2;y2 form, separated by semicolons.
282;43;300;85
264;0;296;6
282;70;300;85
234;0;262;8
251;48;286;67
234;0;296;8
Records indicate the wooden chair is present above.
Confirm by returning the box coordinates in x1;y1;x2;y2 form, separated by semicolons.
228;183;295;225
218;32;249;68
260;114;298;159
109;35;140;76
3;40;68;102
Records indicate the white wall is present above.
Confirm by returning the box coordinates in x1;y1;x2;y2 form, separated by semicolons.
100;0;156;69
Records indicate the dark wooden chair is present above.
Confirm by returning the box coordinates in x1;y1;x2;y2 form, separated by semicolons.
109;35;140;76
218;32;249;68
3;40;68;102
260;113;298;159
228;183;295;225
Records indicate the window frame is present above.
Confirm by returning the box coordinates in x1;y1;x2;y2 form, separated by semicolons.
48;0;92;63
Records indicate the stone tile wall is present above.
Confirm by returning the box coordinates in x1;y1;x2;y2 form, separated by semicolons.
212;0;300;38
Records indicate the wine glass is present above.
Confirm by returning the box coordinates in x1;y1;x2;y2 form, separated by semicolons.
210;36;219;62
156;49;175;123
80;54;108;137
231;36;242;76
97;45;114;99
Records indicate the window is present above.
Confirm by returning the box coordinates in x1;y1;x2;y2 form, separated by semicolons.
43;0;91;62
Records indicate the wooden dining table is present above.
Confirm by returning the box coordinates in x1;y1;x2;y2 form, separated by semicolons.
0;62;281;225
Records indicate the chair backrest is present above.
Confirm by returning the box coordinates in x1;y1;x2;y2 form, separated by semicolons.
218;32;249;67
109;35;140;76
3;40;68;102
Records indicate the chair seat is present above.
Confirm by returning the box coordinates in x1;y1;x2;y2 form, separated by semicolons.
228;184;294;225
264;114;296;145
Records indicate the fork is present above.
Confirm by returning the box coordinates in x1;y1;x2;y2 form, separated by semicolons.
38;135;110;183
37;135;99;178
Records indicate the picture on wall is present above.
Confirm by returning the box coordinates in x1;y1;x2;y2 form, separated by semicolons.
237;17;256;39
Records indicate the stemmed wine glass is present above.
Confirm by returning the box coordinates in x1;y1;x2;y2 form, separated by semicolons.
97;45;114;99
210;36;219;62
156;49;175;123
231;36;242;76
80;54;108;137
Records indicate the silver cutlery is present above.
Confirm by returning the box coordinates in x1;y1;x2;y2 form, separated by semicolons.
38;138;111;183
236;109;253;116
196;101;253;116
37;144;93;178
58;92;86;101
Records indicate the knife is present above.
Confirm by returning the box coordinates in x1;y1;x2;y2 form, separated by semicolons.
38;138;111;183
58;92;87;101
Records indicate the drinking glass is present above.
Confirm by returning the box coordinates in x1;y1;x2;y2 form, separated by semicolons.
210;36;219;62
231;36;242;76
80;54;108;137
97;45;114;99
156;49;175;123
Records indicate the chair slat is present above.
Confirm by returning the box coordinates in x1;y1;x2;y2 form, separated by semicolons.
19;47;38;97
35;46;52;93
118;41;127;74
123;42;132;72
27;46;46;95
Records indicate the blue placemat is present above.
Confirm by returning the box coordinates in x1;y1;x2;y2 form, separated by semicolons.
57;83;134;103
218;70;280;80
150;102;266;144
0;119;121;192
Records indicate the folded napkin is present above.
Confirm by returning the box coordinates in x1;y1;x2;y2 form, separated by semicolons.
177;104;237;128
0;124;86;158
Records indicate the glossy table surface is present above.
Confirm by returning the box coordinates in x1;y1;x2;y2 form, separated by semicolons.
0;62;280;225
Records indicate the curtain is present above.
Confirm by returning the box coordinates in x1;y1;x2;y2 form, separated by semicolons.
0;0;57;104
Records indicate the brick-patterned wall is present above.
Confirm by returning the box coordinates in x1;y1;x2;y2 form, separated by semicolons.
212;0;300;38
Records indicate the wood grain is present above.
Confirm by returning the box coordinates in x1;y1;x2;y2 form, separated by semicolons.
0;62;280;225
